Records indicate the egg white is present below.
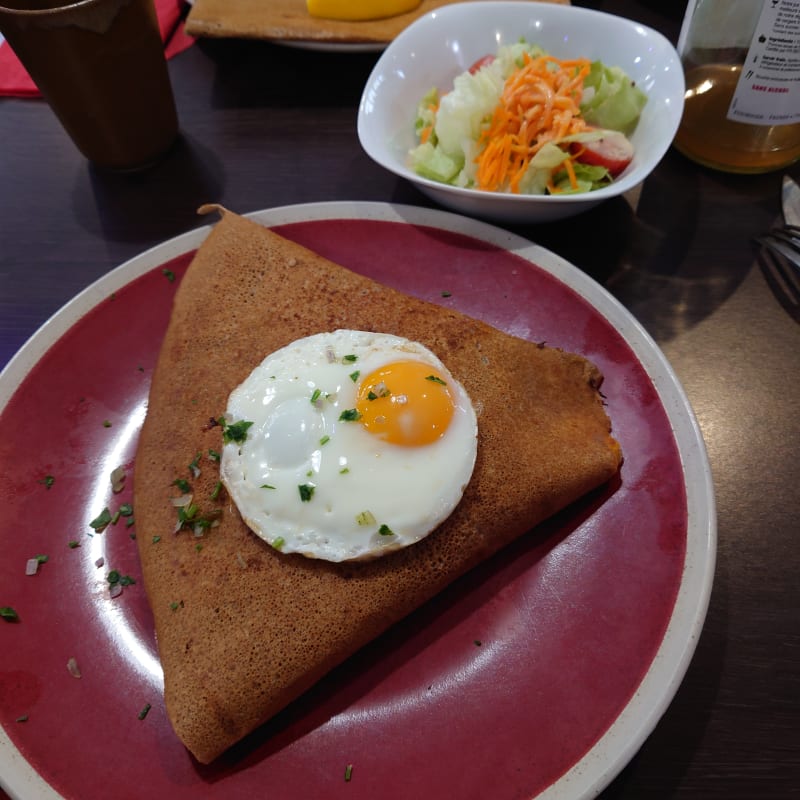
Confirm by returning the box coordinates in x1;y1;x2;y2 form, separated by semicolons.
219;330;478;562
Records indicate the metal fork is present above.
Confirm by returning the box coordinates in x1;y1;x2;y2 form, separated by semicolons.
755;225;800;272
755;229;800;322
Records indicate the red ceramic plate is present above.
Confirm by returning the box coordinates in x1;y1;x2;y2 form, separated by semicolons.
0;202;715;800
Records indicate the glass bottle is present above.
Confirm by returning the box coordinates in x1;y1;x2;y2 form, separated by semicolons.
673;0;800;173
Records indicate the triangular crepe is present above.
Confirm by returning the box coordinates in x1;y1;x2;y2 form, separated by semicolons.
134;208;622;763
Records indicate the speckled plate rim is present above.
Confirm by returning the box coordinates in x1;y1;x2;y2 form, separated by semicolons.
0;201;716;800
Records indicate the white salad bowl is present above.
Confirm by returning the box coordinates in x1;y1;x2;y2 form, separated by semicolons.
357;1;685;224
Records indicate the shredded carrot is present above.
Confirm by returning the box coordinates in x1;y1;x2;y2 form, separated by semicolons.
418;100;439;145
475;53;591;193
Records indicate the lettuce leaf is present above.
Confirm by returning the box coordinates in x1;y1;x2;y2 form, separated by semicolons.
579;61;647;135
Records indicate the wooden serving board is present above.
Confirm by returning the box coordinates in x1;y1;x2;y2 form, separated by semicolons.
185;0;571;45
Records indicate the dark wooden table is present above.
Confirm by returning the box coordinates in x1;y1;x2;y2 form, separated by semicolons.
1;1;798;798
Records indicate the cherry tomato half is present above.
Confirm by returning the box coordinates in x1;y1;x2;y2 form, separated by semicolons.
572;130;634;177
468;55;496;74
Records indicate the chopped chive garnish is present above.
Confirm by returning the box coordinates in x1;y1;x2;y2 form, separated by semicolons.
138;703;152;720
339;408;362;422
378;524;394;536
367;391;378;401
119;503;133;517
208;448;221;462
38;475;55;489
35;554;48;564
260;484;276;490
339;467;350;475
425;375;447;385
0;607;20;622
68;540;80;549
162;268;176;282
210;481;223;500
344;764;353;782
298;484;315;502
349;371;360;382
320;435;330;446
272;537;285;550
152;536;161;544
441;290;452;297
342;354;358;363
310;388;322;405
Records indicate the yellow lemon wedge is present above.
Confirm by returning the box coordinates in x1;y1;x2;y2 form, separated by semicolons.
306;0;422;22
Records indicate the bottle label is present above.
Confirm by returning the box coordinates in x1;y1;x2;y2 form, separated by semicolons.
728;0;800;126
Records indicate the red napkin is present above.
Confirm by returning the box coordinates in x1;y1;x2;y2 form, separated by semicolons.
0;0;195;98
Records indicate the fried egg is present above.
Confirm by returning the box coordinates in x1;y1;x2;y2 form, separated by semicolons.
219;330;478;561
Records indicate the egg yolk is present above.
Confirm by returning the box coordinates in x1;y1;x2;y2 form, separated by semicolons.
355;360;455;446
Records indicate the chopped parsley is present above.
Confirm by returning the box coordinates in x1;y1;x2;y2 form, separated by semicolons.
89;507;112;532
378;524;394;536
172;478;191;493
176;504;221;533
349;371;360;382
219;418;254;445
107;571;136;586
162;268;175;282
38;475;55;490
342;354;358;363
118;503;133;517
67;540;80;549
339;408;362;422
298;484;315;502
102;420;112;428
367;383;390;400
1;607;20;622
356;510;376;527
152;536;162;544
188;452;202;477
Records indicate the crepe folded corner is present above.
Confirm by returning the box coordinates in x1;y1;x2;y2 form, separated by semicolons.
133;207;623;764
